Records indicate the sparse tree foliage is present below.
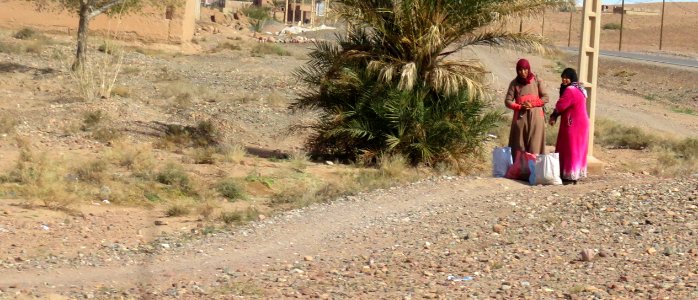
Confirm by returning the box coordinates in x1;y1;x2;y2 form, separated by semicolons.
293;0;565;168
27;0;180;70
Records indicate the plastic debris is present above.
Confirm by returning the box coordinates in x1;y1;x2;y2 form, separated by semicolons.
447;275;474;282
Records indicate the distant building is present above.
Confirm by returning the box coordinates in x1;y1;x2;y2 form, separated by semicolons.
285;0;327;24
0;0;199;44
612;7;660;16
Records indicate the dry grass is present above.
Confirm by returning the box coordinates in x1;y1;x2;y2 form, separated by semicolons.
0;40;22;53
266;91;288;107
288;149;309;171
219;143;247;164
159;81;225;107
0;114;18;134
219;207;260;225
107;142;156;178
73;159;109;184
110;85;130;98
189;146;217;164
378;154;408;178
216;178;246;201
594;118;656;150
211;41;242;52
165;203;190;217
596;118;698;176
156;162;196;196
250;43;291;57
196;200;219;220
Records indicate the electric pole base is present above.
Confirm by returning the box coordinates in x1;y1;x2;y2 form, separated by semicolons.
587;155;605;175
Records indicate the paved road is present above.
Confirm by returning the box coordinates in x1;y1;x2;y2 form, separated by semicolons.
560;47;698;69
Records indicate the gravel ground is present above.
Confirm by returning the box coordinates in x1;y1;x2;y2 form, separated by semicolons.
1;173;696;299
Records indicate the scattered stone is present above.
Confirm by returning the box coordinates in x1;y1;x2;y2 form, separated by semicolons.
492;224;505;234
646;247;657;255
303;256;314;261
580;249;595;261
154;220;168;226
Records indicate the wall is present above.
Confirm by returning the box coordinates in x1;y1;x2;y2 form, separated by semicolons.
0;0;198;44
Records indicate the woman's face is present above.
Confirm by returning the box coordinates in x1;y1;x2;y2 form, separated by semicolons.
517;68;529;78
561;76;571;85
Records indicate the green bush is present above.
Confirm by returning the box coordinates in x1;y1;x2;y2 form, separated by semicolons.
13;28;39;40
251;44;290;57
165;204;190;217
603;23;621;30
216;178;245;201
156;163;194;194
290;0;543;168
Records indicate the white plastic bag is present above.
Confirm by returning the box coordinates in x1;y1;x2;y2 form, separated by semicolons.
530;153;563;185
492;147;512;178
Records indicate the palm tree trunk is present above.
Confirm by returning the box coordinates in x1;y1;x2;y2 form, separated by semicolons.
73;1;90;71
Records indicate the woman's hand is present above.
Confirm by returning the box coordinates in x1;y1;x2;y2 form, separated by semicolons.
548;118;557;126
521;101;533;110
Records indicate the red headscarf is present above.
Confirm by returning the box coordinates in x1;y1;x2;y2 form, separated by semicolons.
516;59;535;85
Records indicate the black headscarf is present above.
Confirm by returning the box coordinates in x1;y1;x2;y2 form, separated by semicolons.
559;68;579;97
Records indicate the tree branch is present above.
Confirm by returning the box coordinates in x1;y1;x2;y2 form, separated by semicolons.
88;0;126;19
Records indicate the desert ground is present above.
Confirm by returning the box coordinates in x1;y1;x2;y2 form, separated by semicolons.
0;3;697;299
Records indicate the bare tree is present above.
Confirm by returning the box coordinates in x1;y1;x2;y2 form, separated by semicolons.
28;0;178;70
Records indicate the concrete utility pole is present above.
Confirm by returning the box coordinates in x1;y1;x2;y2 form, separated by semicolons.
659;0;666;50
578;0;603;169
619;0;625;51
284;0;289;24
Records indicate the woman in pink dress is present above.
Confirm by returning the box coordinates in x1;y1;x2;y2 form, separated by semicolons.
549;68;589;184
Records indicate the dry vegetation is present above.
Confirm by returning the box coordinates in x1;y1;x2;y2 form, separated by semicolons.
0;5;696;281
0;23;423;229
1;18;696;229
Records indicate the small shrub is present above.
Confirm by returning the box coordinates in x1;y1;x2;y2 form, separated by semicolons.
192;147;217;164
289;149;309;170
165;204;190;217
197;201;218;220
644;94;658;101
74;159;108;184
266;91;287;107
122;66;140;75
251;44;291;57
219;143;247;164
0;115;18;134
212;42;241;52
594;118;655;150
613;70;636;78
155;67;182;81
160;120;220;148
23;41;46;54
219;208;260;225
219;211;244;225
14;28;40;40
216;178;245;201
671;106;695;115
144;191;161;202
378;154;408;178
156;163;194;194
602;23;621;30
91;126;122;143
0;41;22;53
110;86;130;98
97;41;121;55
245;172;274;188
81;110;105;131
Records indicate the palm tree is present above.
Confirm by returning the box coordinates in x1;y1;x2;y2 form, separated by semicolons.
293;0;564;167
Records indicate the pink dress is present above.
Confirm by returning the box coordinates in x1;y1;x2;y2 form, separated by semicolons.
554;86;589;180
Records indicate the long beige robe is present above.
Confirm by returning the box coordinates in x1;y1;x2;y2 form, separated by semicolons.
504;77;549;156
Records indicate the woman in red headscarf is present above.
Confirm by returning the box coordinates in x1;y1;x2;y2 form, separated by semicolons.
504;58;549;158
